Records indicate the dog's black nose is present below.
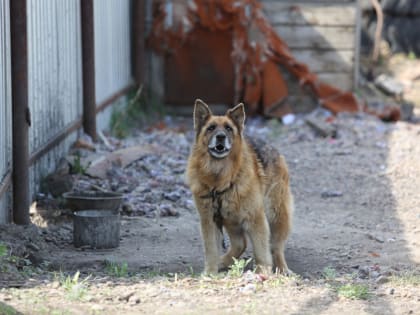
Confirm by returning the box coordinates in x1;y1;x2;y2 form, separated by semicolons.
216;133;226;141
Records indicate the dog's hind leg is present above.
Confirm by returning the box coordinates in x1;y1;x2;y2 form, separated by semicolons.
269;193;293;274
220;226;247;270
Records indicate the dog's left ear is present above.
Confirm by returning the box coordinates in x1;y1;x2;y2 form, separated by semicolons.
227;103;245;131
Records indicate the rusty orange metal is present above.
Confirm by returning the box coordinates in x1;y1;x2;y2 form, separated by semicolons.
164;27;235;106
148;0;401;121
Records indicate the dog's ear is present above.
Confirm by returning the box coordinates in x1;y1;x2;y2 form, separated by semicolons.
227;103;245;131
194;99;212;131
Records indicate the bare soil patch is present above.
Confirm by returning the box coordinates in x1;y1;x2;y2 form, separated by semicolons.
1;110;419;315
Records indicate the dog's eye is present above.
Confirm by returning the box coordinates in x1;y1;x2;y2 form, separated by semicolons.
207;125;216;132
225;125;233;132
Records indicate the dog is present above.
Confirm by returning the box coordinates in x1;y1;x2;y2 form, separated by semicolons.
186;99;293;274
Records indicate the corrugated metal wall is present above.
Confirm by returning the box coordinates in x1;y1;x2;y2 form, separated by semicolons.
27;0;83;197
1;1;137;222
94;0;132;105
0;0;12;223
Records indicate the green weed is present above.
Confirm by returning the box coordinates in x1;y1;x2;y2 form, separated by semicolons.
227;258;252;277
408;51;417;60
0;302;20;315
71;154;87;175
322;266;337;281
0;243;7;257
105;261;129;277
337;283;370;300
58;271;90;301
390;270;420;286
110;86;166;138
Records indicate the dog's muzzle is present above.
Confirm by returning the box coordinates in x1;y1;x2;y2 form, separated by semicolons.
208;131;231;158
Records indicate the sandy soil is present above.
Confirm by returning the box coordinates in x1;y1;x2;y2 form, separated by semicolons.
0;110;419;315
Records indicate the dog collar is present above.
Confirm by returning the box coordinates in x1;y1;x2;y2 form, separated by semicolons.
199;182;234;200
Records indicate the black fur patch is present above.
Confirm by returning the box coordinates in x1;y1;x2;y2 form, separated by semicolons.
245;136;278;169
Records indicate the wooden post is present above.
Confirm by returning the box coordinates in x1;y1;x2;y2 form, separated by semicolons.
81;0;97;141
10;0;30;225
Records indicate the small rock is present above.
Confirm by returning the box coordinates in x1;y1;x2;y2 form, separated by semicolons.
118;291;135;302
388;288;395;295
375;276;389;284
128;295;141;305
358;266;370;279
366;233;385;243
27;242;40;252
321;191;343;198
374;74;404;96
239;283;256;294
91;304;105;311
51;281;60;289
163;191;181;202
159;204;179;217
122;203;134;214
44;173;74;197
370;271;381;279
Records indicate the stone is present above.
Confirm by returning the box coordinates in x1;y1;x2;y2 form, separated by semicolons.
44;173;74;197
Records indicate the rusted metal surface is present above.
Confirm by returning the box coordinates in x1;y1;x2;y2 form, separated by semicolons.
0;0;12;223
94;0;132;105
132;0;146;85
164;27;235;106
81;0;97;141
10;0;30;225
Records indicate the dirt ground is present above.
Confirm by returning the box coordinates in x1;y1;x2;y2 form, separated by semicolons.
1;108;419;315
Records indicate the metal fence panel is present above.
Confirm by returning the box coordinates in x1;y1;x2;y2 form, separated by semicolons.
94;0;132;104
27;0;83;197
0;0;12;223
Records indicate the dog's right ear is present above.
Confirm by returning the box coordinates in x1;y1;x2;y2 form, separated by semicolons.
194;99;212;131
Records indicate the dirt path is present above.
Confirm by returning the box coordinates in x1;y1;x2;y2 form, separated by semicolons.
0;112;419;315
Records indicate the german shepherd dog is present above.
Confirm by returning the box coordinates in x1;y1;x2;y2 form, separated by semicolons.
186;99;293;274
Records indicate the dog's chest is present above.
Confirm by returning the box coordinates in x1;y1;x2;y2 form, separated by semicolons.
205;192;241;226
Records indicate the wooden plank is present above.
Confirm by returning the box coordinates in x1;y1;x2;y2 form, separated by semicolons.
317;72;353;90
290;49;354;72
263;1;356;26
274;25;355;49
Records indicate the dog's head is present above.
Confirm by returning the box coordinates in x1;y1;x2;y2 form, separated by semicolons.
193;99;245;159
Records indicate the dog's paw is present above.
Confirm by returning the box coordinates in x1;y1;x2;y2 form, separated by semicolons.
255;265;272;276
275;267;294;276
203;266;218;275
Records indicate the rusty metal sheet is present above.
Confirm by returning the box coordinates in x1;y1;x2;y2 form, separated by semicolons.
164;27;235;106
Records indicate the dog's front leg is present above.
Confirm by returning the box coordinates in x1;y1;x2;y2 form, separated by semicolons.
199;212;220;274
247;209;273;273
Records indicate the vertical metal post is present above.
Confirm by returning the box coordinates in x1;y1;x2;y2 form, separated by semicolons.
81;0;97;141
10;0;30;225
131;0;145;85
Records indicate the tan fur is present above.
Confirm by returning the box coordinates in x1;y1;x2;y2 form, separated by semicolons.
186;99;293;274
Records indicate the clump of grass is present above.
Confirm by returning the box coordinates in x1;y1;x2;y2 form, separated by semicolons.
390;271;420;286
58;271;90;301
337;283;370;300
227;258;252;278
0;302;19;315
71;154;88;175
322;266;337;281
105;261;129;277
408;51;417;60
0;243;7;257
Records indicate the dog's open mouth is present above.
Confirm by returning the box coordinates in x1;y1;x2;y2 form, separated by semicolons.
209;144;230;158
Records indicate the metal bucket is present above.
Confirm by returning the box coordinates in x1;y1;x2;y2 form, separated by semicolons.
63;191;123;212
73;210;120;249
